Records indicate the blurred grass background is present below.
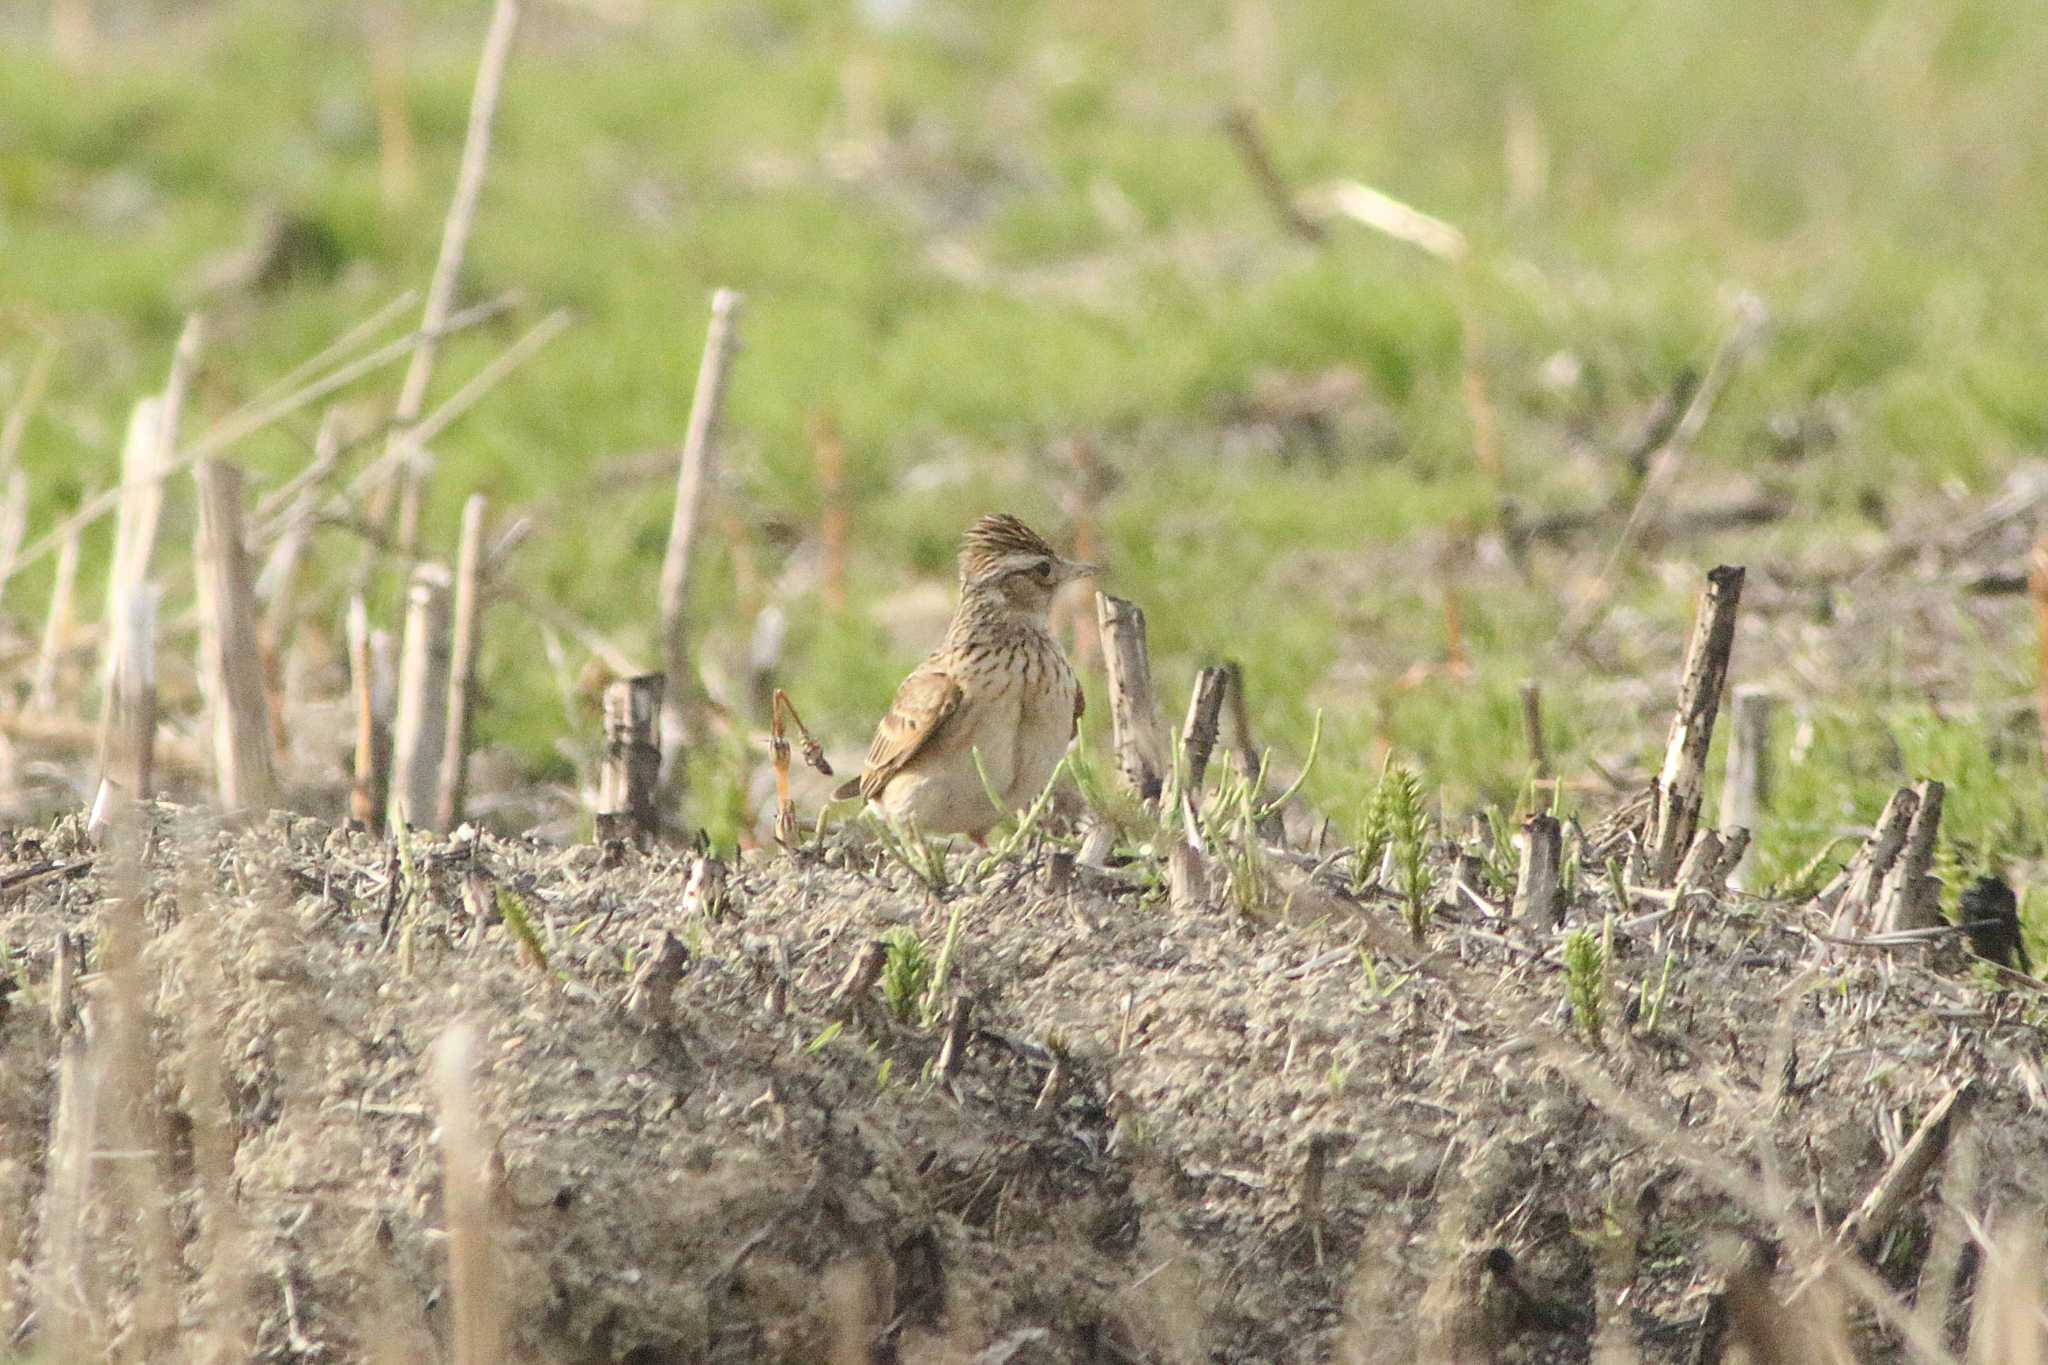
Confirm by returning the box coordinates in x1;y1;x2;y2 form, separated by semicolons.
3;0;2047;934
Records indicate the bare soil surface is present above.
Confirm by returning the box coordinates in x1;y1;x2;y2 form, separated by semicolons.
1;804;2043;1363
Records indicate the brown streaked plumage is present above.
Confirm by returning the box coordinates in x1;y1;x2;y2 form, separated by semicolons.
836;514;1095;842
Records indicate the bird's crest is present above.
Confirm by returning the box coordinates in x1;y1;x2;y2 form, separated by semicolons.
959;513;1058;581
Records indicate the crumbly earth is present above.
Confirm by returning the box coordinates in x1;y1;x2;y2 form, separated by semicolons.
0;804;2042;1363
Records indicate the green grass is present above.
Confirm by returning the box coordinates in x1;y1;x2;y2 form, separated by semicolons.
5;0;2048;920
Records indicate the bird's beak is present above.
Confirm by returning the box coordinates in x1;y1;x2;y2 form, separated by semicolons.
1062;559;1102;582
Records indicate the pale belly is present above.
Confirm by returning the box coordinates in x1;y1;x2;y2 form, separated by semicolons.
875;670;1073;837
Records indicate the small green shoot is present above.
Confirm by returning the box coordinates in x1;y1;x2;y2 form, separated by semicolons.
871;814;952;896
1353;752;1396;894
1384;766;1433;941
1563;917;1612;1047
497;889;551;975
880;926;933;1024
919;901;967;1026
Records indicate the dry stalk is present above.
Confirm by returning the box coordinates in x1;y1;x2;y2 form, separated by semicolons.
389;562;453;830
0;333;56;479
936;996;973;1083
832;940;888;1022
434;1021;506;1365
348;597;394;829
436;494;489;830
1717;685;1773;890
389;0;524;558
1646;565;1744;885
1519;680;1549;779
1177;665;1229;848
0;468;28;605
95;584;157;800
1875;779;1945;933
194;460;278;813
255;407;341;652
29;516;82;713
1673;829;1727;900
1513;813;1562;925
1222;103;1325;243
1819;785;1919;928
767;687;832;849
1836;1078;1976;1260
37;1038;101;1360
625;930;691;1023
658;287;744;793
95;818;181;1352
3;298;508;595
1096;592;1167;806
100;316;198;687
596;673;664;847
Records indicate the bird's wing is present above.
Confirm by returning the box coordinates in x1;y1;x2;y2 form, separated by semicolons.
857;665;965;802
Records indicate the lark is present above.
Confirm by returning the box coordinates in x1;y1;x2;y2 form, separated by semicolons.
836;514;1095;843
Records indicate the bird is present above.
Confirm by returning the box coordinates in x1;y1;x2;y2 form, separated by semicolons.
1958;874;2030;973
835;514;1095;844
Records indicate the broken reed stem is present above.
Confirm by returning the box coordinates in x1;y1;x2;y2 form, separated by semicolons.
194;461;278;813
1513;813;1562;925
256;407;341;644
936;996;973;1082
2031;532;2048;771
348;598;393;830
388;563;454;831
390;0;523;560
1716;685;1774;891
1673;829;1726;897
29;516;81;713
37;1036;99;1360
812;408;848;611
101;317;198;677
625;930;690;1023
597;674;665;846
658;287;744;791
1095;592;1168;805
434;1022;505;1365
1837;1078;1975;1261
1222;103;1326;243
1821;785;1919;929
436;494;489;830
95;584;157;801
1646;564;1744;886
833;940;888;1021
1876;779;1944;933
1178;665;1229;847
98;820;181;1346
1518;680;1549;779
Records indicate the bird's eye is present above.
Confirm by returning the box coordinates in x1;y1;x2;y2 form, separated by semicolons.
1033;559;1054;580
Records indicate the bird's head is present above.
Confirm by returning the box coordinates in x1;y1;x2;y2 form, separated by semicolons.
958;513;1098;617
